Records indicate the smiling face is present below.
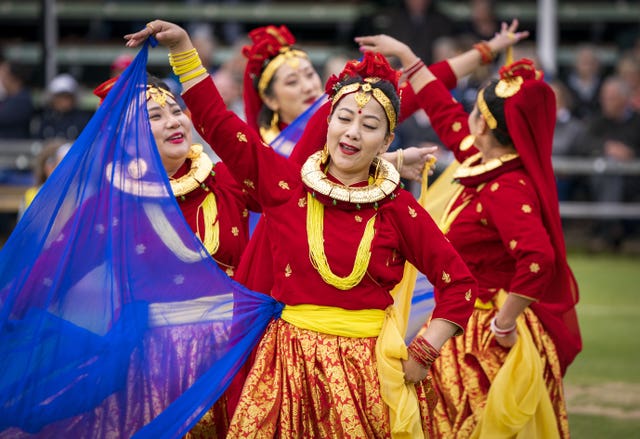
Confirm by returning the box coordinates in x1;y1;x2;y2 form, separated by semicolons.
262;56;323;124
326;93;394;185
147;92;193;177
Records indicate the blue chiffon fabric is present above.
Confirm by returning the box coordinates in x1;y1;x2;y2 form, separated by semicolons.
0;40;282;438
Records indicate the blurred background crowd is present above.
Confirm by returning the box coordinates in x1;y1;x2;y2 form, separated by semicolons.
1;0;639;252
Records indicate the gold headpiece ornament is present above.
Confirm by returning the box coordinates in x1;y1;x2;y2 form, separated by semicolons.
257;47;309;99
146;85;175;107
331;77;397;132
476;88;497;130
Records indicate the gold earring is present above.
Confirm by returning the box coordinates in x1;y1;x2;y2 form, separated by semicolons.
373;155;381;180
270;112;279;130
321;144;329;164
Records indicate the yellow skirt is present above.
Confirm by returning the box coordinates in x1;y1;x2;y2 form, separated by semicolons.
228;319;436;438
429;305;570;438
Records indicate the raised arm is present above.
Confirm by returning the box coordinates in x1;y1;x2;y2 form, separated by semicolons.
355;19;528;92
125;20;298;208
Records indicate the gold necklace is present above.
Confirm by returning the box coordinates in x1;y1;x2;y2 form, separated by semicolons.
169;144;214;197
452;151;519;180
306;192;376;290
301;151;399;205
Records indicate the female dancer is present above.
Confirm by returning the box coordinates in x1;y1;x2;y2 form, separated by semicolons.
126;20;478;438
357;22;581;438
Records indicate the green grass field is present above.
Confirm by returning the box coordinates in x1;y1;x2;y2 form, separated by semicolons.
564;253;640;436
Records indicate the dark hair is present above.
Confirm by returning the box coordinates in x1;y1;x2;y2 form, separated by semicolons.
479;79;513;146
330;75;401;136
147;75;173;93
254;71;277;129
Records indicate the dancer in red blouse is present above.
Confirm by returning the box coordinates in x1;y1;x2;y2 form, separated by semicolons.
127;21;478;438
357;22;582;438
95;77;258;279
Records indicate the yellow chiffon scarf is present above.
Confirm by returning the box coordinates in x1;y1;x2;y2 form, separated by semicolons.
375;162;460;439
471;291;560;438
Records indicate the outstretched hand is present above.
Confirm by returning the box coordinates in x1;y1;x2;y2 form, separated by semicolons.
124;20;193;53
400;145;438;182
488;19;529;53
354;34;414;63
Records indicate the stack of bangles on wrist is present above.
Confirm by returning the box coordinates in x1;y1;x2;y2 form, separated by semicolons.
168;48;207;84
396;149;404;173
473;41;495;65
490;316;516;337
403;58;425;81
407;336;440;369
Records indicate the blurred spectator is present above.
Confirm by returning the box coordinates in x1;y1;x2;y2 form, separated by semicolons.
549;80;587;201
17;138;71;220
615;52;640;112
563;44;604;120
462;0;499;41
576;76;640;250
374;0;455;64
110;53;133;77
0;60;34;139
34;73;93;141
322;51;352;85
212;67;244;120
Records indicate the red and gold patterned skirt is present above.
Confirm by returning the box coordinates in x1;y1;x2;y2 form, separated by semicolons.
228;319;436;438
429;306;570;438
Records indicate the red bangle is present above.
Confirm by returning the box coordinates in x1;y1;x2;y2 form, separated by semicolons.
407;336;440;368
473;42;495;65
403;59;425;80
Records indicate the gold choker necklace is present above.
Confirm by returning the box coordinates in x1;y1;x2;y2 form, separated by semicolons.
301;151;399;205
453;151;519;180
170;144;214;197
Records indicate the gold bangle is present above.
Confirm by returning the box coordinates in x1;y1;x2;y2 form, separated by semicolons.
396;149;404;173
180;67;208;83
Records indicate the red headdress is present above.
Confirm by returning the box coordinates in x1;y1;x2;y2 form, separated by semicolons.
324;51;401;132
241;25;309;133
494;59;582;372
93;77;119;105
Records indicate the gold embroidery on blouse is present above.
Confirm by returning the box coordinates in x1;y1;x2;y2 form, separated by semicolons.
301;151;399;205
480;218;488;226
354;215;363;223
530;262;540;273
285;264;292;277
509;239;518;250
519;179;526;186
236;132;248;143
442;271;451;284
476;202;483;213
169;144;213;197
465;290;472;301
278;180;290;190
408;206;417;218
459;134;475;152
452;121;462;132
491;182;500;192
242;209;248;218
298;197;307;208
225;267;234;277
522;204;532;213
231;226;239;237
243;179;255;190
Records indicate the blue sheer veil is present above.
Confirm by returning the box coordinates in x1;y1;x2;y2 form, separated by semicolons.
0;40;281;438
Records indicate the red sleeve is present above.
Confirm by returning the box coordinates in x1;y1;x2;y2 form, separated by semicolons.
289;101;331;166
393;191;477;331
183;77;299;208
484;176;556;300
414;79;479;163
